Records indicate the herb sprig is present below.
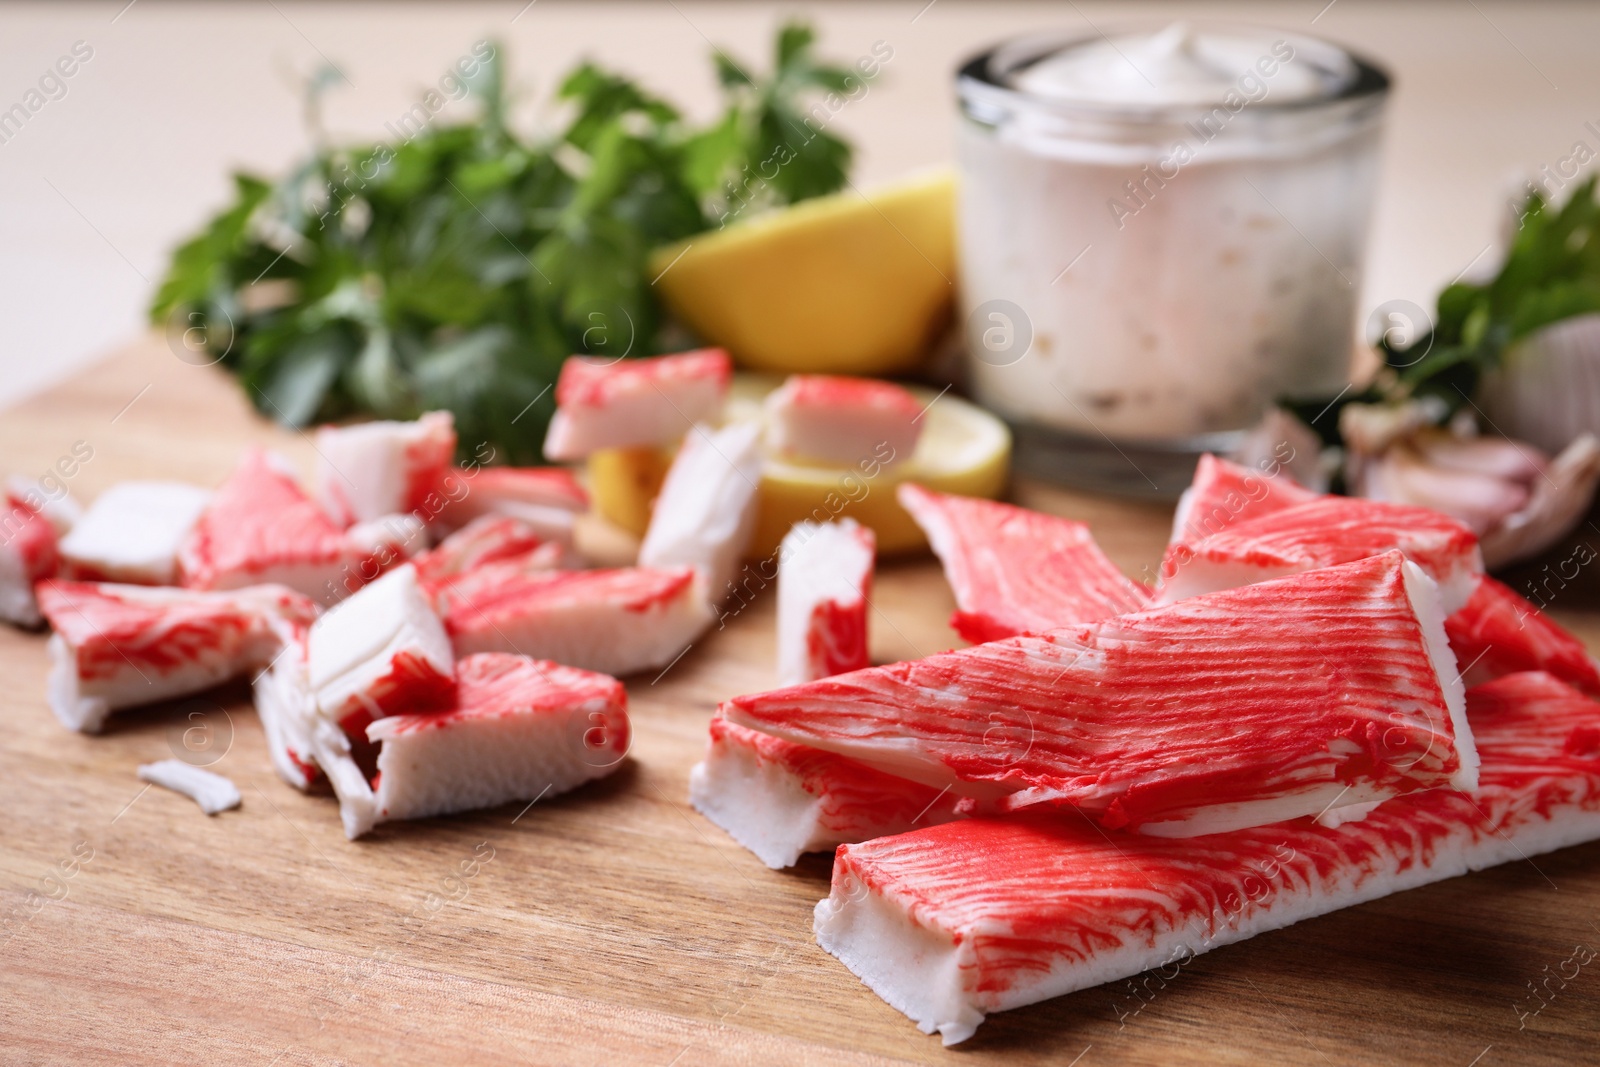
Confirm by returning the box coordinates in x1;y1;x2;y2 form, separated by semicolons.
150;24;859;464
1383;175;1600;407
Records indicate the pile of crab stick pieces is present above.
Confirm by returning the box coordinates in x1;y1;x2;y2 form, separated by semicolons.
10;348;889;837
691;453;1600;1044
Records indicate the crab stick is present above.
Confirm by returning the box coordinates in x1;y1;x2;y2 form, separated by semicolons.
689;715;962;869
38;580;316;733
542;349;731;461
725;553;1476;837
432;563;712;677
315;411;456;527
1;488;61;626
58;481;211;585
1445;573;1600;695
763;375;922;469
814;671;1600;1044
777;519;874;686
412;515;564;586
637;420;762;604
1155;494;1484;613
178;448;416;605
307;563;456;734
432;466;589;548
898;485;1149;643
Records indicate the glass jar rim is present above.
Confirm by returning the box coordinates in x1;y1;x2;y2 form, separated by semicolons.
958;22;1390;127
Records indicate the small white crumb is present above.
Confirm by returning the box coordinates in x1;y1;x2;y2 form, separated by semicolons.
137;760;242;815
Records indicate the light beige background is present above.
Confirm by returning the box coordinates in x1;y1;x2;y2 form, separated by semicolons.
1;0;1596;407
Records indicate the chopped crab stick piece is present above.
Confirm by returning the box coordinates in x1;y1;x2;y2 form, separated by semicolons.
433;564;712;677
1;489;61;626
763;375;923;468
689;716;963;869
412;516;563;585
637;420;762;603
433;466;589;547
1445;573;1600;695
315;411;456;527
725;552;1476;837
37;581;316;733
1155;494;1484;613
329;653;631;839
542;348;732;461
777;520;874;686
6;475;83;536
898;485;1149;643
309;564;455;729
58;481;211;585
814;671;1600;1045
1169;453;1320;549
178;448;413;605
253;631;323;791
137;760;241;815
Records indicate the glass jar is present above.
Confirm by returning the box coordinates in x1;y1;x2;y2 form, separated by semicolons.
956;23;1390;496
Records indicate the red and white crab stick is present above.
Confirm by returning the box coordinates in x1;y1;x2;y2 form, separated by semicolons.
897;484;1149;643
429;563;713;678
814;671;1600;1044
689;715;963;869
541;348;732;461
763;374;922;468
38;580;315;733
776;519;874;686
315;411;456;527
179;448;418;605
725;553;1476;837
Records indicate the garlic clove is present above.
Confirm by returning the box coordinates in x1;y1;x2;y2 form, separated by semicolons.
1412;429;1547;483
1364;443;1528;535
1480;434;1600;569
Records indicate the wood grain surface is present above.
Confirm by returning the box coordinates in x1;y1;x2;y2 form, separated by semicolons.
2;338;1598;1066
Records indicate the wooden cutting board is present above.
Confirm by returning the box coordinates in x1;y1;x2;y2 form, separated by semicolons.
3;337;1597;1066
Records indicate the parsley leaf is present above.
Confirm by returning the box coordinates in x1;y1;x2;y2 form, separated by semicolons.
149;22;857;464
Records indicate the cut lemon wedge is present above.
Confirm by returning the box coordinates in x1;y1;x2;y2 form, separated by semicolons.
648;170;956;376
586;374;1011;557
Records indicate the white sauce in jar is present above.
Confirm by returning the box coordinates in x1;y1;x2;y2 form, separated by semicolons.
959;24;1387;443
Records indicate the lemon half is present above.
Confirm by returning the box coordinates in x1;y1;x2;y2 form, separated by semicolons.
649;170;956;376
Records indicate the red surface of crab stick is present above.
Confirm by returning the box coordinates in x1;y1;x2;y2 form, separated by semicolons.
411;515;564;585
724;552;1476;837
763;374;923;469
776;519;874;686
897;484;1149;643
689;715;964;869
431;466;590;547
1170;456;1599;695
1155;494;1484;612
315;411;457;527
178;448;418;605
38;580;315;733
813;671;1600;1045
541;348;732;461
1168;454;1320;551
432;563;713;677
1;487;61;626
1445;573;1600;695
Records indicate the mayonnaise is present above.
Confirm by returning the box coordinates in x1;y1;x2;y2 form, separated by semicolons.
957;24;1389;479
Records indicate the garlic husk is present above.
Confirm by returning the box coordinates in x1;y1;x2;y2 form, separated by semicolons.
1482;312;1600;454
